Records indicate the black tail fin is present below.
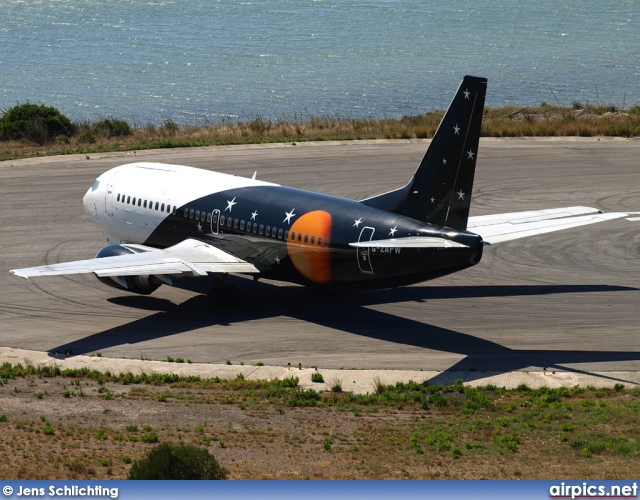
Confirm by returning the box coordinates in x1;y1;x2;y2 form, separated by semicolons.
361;75;487;230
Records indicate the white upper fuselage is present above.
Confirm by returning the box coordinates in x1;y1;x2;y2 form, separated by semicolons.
83;162;278;244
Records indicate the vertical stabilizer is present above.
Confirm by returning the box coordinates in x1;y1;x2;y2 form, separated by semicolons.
361;76;487;230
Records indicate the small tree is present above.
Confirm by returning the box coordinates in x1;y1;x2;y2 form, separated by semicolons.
0;102;76;144
127;443;227;480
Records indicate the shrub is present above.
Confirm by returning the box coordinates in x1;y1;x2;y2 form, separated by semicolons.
141;433;159;443
128;443;227;480
311;371;324;383
93;119;131;138
276;376;299;388
0;102;76;144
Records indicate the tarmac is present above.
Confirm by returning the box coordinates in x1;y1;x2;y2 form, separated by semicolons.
1;138;639;388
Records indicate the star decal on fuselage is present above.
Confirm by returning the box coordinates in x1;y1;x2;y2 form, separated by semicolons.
464;89;470;99
442;158;447;165
274;255;281;266
389;226;398;237
353;218;362;227
453;124;460;135
467;149;475;160
283;209;296;224
225;197;237;212
251;210;258;220
197;222;203;232
457;190;465;200
430;197;435;203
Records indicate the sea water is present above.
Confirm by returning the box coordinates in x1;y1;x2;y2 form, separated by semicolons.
1;0;638;124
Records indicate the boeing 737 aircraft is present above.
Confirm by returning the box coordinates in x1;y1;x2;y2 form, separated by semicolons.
10;76;627;307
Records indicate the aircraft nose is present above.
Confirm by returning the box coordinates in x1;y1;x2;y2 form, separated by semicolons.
84;179;101;216
83;187;92;213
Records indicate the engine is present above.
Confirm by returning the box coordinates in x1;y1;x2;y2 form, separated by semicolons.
94;244;163;295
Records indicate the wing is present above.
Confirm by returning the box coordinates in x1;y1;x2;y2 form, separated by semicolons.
468;206;628;245
10;238;259;279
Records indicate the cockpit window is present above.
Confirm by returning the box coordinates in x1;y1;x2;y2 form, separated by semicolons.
91;180;100;192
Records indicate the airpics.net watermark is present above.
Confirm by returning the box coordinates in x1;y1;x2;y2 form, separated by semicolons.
549;482;638;499
2;485;118;499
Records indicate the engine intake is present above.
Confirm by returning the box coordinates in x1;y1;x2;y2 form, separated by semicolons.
94;244;162;295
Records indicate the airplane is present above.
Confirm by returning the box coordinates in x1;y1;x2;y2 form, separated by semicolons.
9;76;627;308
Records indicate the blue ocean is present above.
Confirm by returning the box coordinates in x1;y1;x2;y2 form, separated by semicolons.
1;0;638;124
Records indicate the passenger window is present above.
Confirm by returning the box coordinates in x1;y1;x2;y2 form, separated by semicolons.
144;200;148;208
184;208;189;218
127;196;131;204
259;224;264;235
207;213;211;223
201;212;206;222
265;225;270;235
318;237;322;246
298;233;302;243
161;203;165;212
291;231;296;241
190;209;195;219
278;228;283;239
138;199;141;207
271;227;277;237
325;240;329;248
310;236;315;245
227;217;232;228
155;202;159;210
195;210;200;220
252;223;258;233
284;230;289;240
117;194;120;202
220;215;225;226
172;206;177;215
240;220;245;230
304;235;308;244
233;219;238;228
132;197;136;205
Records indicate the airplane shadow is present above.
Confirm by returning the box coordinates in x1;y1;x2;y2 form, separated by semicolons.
48;282;640;382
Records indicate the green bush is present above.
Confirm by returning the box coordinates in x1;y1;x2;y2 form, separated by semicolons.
0;102;76;144
93;119;131;138
128;443;227;480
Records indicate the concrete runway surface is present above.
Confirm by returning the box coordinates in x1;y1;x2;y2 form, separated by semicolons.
1;138;639;378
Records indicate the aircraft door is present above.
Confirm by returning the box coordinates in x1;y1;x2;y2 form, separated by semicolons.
211;209;221;234
356;226;375;275
104;172;118;216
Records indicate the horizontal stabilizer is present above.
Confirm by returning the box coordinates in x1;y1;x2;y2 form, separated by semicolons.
469;207;628;245
349;236;469;249
10;238;259;279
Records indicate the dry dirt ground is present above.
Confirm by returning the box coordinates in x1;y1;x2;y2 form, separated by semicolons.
1;374;639;480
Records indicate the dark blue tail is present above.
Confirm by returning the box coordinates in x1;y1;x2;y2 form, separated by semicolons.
361;76;487;230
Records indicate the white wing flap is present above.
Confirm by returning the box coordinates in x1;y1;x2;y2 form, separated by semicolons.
10;238;259;279
469;207;627;245
350;236;468;249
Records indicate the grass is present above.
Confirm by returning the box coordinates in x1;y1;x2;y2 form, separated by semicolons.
2;104;640;162
1;361;640;479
